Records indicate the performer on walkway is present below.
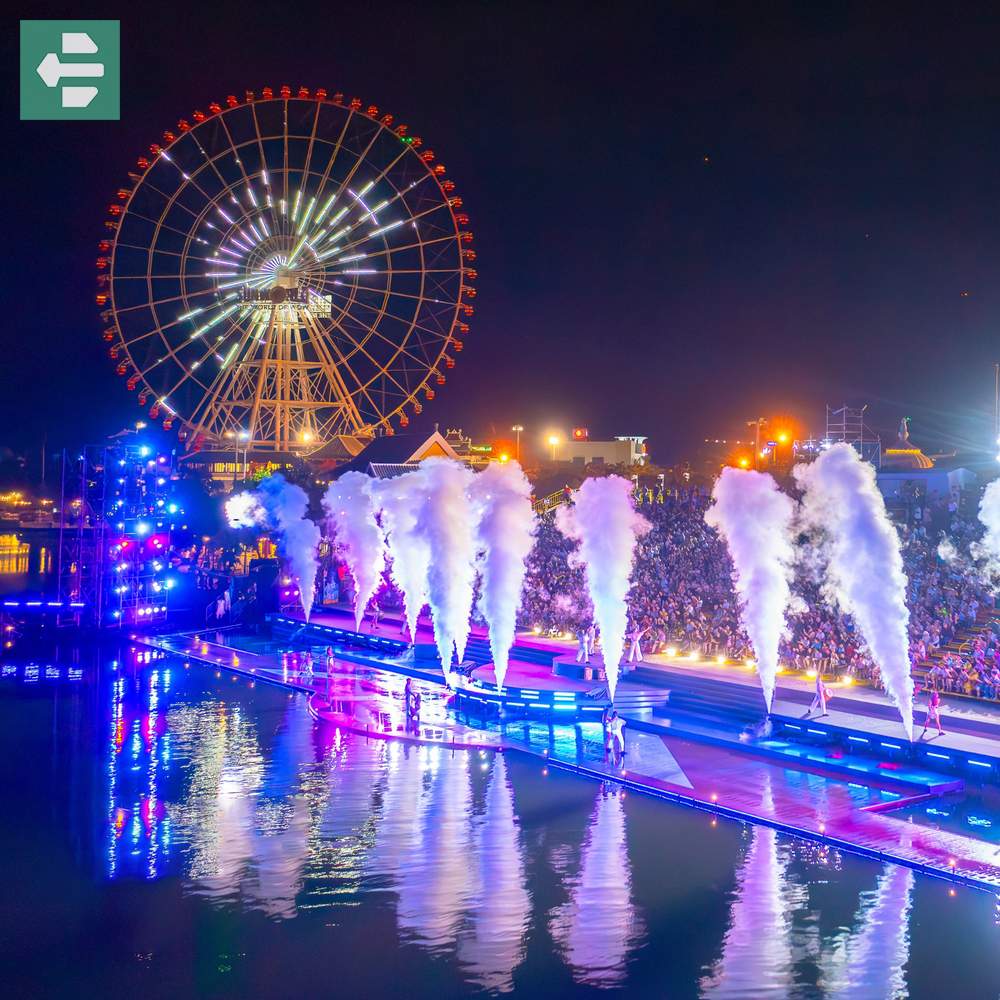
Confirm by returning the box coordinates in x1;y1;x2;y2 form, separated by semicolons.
586;623;597;659
806;672;831;717
576;628;589;664
324;645;335;699
404;678;421;725
367;598;381;632
919;684;946;738
607;710;627;766
626;623;648;664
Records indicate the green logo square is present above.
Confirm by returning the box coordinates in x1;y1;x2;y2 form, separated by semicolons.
20;20;120;120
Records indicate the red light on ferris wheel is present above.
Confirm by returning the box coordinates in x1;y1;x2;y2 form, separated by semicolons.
572;427;589;441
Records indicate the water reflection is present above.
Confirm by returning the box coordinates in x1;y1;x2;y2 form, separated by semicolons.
550;786;643;987
106;664;174;880
702;817;915;998
700;825;808;997
63;654;946;996
821;865;914;998
458;754;531;991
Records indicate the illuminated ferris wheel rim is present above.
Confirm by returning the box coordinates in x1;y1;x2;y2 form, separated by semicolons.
99;86;476;452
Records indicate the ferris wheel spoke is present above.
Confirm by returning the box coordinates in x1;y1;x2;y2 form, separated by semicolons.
123;210;202;244
112;285;227;314
304;310;391;430
155;318;244;410
336;283;460;310
316;188;449;259
249;103;284;237
334;297;452;355
325;232;459;266
301;108;355;227
185;314;267;435
328;313;441;372
120;307;210;348
243;307;279;443
299;101;323;201
319;192;456;260
316;309;415;399
300;119;387;246
129;175;203;221
113;242;225;267
153;311;247;384
214;108;278;241
305;138;415;250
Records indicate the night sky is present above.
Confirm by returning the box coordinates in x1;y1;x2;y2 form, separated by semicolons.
6;2;1000;468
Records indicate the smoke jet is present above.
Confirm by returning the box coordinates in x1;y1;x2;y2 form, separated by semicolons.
256;474;321;622
705;468;796;713
375;470;431;641
323;471;386;630
225;491;264;528
794;444;914;739
412;458;477;679
469;461;537;691
973;479;1000;580
556;476;649;700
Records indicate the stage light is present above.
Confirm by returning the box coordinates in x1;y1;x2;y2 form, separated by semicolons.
666;646;678;657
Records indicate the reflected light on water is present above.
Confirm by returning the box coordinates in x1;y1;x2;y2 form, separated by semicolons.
550;787;642;987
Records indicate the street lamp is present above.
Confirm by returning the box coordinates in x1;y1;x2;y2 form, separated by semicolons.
511;424;524;462
227;430;250;484
547;434;560;462
746;417;766;470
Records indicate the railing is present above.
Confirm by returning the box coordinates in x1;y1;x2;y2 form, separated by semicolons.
533;489;569;515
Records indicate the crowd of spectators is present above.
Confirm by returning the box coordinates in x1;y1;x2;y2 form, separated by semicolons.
519;485;1000;700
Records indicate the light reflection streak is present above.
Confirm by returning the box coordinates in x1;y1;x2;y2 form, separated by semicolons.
458;754;531;991
550;787;642;987
820;865;914;998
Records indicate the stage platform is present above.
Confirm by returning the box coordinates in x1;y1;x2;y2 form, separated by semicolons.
194;607;1000;785
131;625;1000;892
270;609;1000;779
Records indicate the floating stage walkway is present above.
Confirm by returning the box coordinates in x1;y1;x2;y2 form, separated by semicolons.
133;610;1000;893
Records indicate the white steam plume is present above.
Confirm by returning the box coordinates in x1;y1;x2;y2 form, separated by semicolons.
973;479;1000;580
705;468;796;713
794;444;914;739
413;458;477;680
556;476;649;701
376;471;431;641
256;474;321;623
469;461;537;691
225;491;264;528
323;472;386;630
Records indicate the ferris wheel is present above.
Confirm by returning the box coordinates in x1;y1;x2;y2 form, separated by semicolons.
97;86;475;452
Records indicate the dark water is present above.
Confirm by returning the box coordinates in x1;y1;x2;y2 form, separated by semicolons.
1;646;998;998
